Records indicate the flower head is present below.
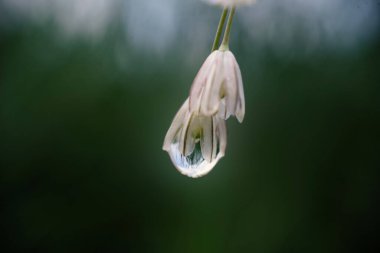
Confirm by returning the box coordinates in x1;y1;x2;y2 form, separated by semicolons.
207;0;256;7
189;49;245;122
163;99;227;178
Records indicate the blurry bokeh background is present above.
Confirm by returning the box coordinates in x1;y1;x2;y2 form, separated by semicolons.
1;0;379;252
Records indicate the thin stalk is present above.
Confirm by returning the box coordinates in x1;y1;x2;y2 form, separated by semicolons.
211;8;228;52
220;7;236;51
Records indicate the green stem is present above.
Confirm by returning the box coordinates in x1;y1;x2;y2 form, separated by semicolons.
220;7;236;51
211;8;228;52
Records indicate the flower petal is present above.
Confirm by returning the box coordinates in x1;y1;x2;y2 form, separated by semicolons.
200;51;224;116
189;52;217;113
223;51;238;120
163;99;190;151
207;0;256;7
215;116;227;157
178;111;194;156
234;60;245;123
200;116;213;162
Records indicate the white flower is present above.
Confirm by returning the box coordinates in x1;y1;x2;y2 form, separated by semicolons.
189;49;245;123
206;0;256;7
163;99;227;178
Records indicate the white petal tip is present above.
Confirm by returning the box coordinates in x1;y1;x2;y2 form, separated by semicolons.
236;114;244;123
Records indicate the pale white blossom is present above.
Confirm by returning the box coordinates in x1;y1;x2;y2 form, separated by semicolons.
189;49;245;122
163;99;227;178
206;0;256;7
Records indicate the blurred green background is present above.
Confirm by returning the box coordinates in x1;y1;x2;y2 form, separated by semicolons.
1;0;379;252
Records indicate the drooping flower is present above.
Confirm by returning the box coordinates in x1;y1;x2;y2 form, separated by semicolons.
163;99;227;178
189;49;245;123
207;0;256;7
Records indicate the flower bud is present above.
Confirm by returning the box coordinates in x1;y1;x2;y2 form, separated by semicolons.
189;50;245;122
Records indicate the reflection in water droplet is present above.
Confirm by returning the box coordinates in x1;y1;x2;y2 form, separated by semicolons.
163;99;227;178
168;141;223;178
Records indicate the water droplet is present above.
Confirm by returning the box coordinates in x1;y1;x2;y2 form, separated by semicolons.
168;140;223;178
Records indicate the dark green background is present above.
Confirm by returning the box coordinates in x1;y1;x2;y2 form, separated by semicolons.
1;1;379;252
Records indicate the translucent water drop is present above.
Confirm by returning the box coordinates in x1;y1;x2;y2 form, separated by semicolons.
163;99;227;178
168;140;223;178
